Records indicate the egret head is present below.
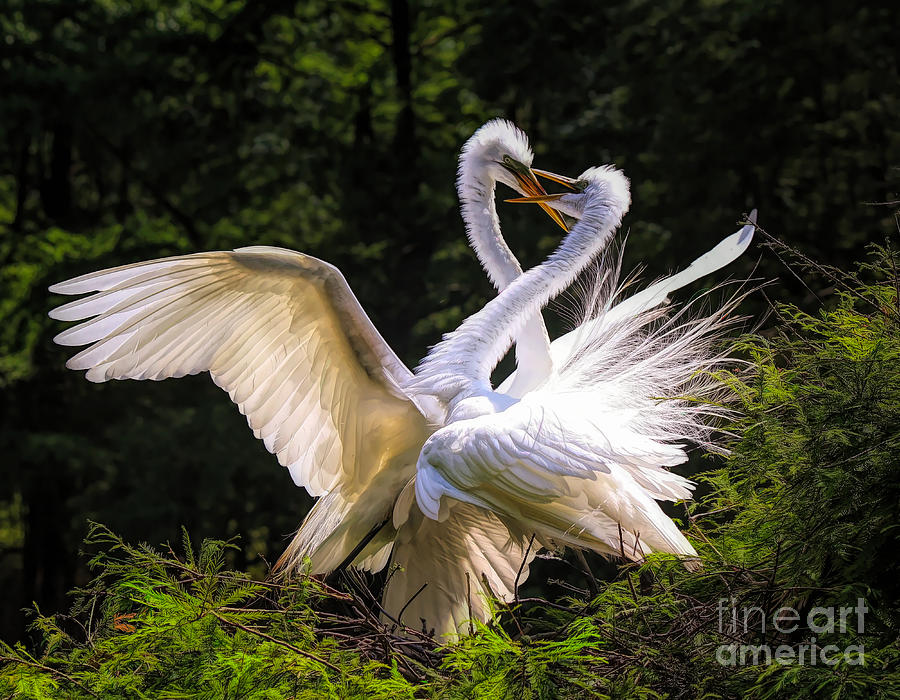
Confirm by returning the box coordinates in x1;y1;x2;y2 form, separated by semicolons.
459;119;577;230
460;119;535;191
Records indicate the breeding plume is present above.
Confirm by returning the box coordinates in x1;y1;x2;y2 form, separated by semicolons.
49;120;756;638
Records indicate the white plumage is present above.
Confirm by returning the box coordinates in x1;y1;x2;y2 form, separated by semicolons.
49;120;755;638
50;247;434;576
385;499;534;636
413;166;700;565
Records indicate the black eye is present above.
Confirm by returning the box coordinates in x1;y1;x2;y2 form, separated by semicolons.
502;155;515;166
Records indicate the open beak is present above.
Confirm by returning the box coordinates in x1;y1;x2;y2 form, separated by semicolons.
504;167;585;208
501;160;571;231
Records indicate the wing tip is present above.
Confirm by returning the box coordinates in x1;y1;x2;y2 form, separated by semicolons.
737;208;758;245
53;330;78;347
82;365;110;383
48;281;74;295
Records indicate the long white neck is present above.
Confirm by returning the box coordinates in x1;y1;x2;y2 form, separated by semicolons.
457;155;552;395
457;162;522;290
418;166;631;402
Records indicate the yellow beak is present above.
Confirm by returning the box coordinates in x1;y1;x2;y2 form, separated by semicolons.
504;167;584;210
509;168;570;232
505;193;566;204
532;168;585;191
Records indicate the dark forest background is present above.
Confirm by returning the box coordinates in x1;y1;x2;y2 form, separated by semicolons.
1;0;898;645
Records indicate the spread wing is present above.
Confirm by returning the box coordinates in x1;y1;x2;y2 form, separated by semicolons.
495;211;756;394
548;210;757;364
49;246;429;496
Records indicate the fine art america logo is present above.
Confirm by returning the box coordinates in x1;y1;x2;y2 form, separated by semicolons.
716;598;867;666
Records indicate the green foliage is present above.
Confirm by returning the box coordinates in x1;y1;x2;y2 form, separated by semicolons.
4;249;900;697
0;525;618;698
701;244;900;625
1;524;409;699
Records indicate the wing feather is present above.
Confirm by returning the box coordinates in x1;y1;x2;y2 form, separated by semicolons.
50;247;428;497
382;500;534;638
416;391;698;559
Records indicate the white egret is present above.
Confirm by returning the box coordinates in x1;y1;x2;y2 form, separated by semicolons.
49;120;756;638
369;123;757;635
409;165;749;569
